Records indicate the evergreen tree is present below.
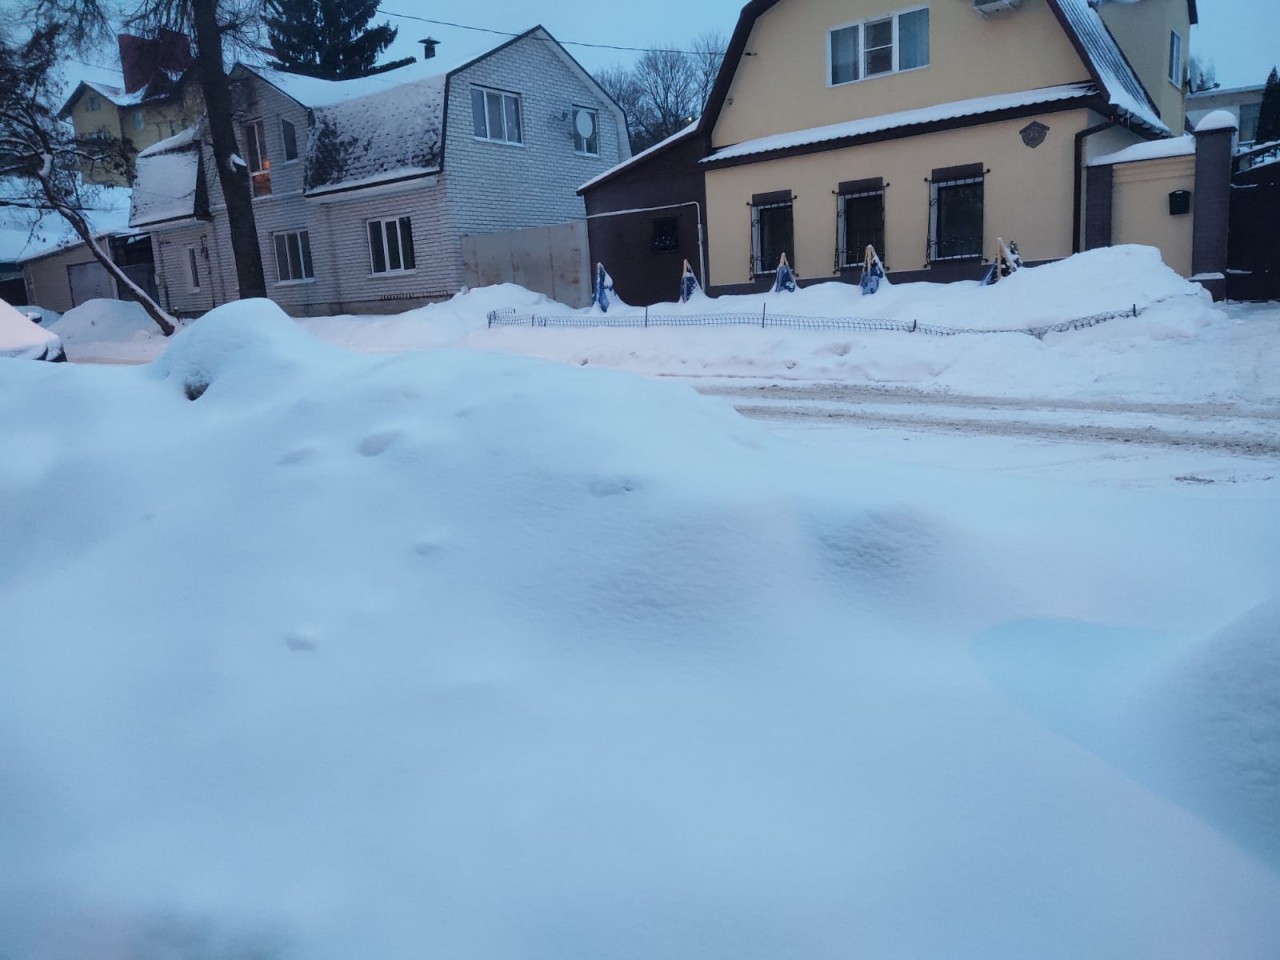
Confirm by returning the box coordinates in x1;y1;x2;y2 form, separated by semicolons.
1256;67;1280;145
266;0;405;81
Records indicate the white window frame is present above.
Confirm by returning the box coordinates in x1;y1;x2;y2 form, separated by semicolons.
185;244;201;292
132;110;146;131
472;86;523;145
572;105;599;156
367;216;417;276
272;229;314;284
1168;31;1182;88
243;118;271;197
280;117;299;163
828;5;930;88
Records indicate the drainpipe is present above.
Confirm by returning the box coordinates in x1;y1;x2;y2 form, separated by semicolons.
584;200;707;289
1073;117;1116;253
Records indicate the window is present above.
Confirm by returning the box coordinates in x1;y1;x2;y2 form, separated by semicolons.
87;95;101;112
1168;31;1182;87
930;165;984;262
281;118;299;162
751;191;794;276
837;178;885;269
830;7;929;85
471;87;522;144
651;217;679;253
1239;102;1260;143
367;217;416;274
573;106;599;155
133;110;146;131
243;119;271;196
273;230;314;282
186;245;201;291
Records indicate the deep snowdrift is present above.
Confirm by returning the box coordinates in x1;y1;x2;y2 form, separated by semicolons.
2;301;1278;960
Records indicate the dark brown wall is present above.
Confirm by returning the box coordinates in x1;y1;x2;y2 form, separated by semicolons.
582;131;709;307
1192;127;1233;299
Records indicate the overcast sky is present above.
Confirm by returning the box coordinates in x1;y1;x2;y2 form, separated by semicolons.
372;0;1275;90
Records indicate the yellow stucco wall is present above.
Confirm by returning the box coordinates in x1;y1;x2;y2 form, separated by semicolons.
714;0;1088;148
706;109;1089;286
1110;154;1194;276
1098;0;1190;135
68;82;205;185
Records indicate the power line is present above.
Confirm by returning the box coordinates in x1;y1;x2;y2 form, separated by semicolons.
378;10;713;56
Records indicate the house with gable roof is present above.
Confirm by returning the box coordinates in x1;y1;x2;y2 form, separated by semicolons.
130;26;629;316
582;0;1234;302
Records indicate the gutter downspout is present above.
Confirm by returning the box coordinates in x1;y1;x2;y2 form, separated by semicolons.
585;201;707;289
1073;116;1116;253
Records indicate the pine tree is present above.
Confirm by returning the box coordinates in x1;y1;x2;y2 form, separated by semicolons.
265;0;406;81
1256;67;1280;146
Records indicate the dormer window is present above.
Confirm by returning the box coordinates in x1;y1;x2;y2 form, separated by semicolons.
829;6;929;86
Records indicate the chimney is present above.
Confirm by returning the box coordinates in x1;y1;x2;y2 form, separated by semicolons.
419;37;439;60
117;30;192;94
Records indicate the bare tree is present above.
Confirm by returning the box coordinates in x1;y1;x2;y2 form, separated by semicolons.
0;25;177;333
595;32;726;153
31;0;270;301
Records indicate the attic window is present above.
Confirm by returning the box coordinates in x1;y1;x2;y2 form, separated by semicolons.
829;6;929;86
243;119;271;196
88;95;101;112
472;87;523;145
573;106;599;155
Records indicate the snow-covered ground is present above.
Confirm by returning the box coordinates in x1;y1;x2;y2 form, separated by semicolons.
4;250;1279;958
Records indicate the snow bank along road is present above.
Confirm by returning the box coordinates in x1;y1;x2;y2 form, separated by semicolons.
698;382;1280;458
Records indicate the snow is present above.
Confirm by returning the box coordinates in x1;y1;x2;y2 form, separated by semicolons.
1090;134;1195;166
1195;109;1240;132
44;298;177;360
137;123;201;158
579;121;699;192
0;295;60;358
1;180;134;264
2;284;1279;959
130;147;201;226
704;83;1097;162
305;75;446;191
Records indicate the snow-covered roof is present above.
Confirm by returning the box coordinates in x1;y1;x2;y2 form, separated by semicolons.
1047;0;1168;135
304;74;447;193
704;83;1098;163
131;123;203;227
1090;135;1195;166
1195;110;1239;133
139;122;201;158
0;179;136;264
579;122;700;193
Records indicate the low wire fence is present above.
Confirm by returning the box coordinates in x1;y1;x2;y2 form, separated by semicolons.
485;298;1184;340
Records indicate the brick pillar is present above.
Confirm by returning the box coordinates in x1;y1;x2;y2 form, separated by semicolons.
1192;116;1237;301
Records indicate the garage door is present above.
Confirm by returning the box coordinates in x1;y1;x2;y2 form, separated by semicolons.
67;260;116;306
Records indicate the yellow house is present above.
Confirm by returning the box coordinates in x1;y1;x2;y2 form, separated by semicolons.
59;32;205;186
697;0;1205;292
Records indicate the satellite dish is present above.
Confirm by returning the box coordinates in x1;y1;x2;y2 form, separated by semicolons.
574;109;595;140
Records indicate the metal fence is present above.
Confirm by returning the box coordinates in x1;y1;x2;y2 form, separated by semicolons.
486;295;1193;340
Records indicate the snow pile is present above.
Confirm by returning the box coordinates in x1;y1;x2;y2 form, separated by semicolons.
1;302;1279;959
47;298;176;361
0;296;61;359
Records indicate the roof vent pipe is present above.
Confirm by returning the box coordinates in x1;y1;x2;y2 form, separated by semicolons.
420;37;439;60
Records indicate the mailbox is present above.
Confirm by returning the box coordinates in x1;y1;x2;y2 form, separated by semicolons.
1168;189;1191;215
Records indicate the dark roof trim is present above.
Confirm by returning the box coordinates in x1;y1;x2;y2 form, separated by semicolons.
305;168;439;198
701;94;1097;170
1043;0;1164;136
577;127;707;194
1187;0;1198;25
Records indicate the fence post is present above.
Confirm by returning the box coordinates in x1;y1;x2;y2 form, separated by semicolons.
762;304;767;328
487;311;492;329
1132;303;1137;317
645;305;648;328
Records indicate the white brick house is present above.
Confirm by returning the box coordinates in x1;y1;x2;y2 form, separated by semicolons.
130;27;629;316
